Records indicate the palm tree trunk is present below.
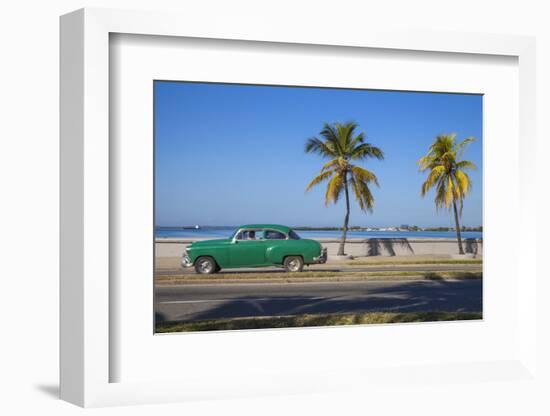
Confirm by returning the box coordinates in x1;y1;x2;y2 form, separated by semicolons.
338;174;351;256
452;199;465;255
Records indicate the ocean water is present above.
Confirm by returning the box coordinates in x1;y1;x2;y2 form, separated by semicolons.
155;226;482;240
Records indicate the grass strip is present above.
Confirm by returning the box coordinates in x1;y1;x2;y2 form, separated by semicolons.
156;311;482;332
155;270;482;283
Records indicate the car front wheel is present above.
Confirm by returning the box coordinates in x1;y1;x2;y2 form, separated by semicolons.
283;256;304;273
194;256;218;274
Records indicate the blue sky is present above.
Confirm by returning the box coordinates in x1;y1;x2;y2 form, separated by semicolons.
155;81;482;228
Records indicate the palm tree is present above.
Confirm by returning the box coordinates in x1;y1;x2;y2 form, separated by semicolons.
418;134;477;255
305;122;384;256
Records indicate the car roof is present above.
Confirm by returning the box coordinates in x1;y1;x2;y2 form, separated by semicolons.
238;224;291;233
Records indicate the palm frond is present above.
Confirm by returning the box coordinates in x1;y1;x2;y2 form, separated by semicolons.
445;176;455;208
350;177;375;212
320;159;340;173
348;131;365;149
454;170;472;196
325;172;344;205
351;143;384;161
335;122;358;149
417;155;437;171
455;136;476;157
305;169;336;192
456;160;477;171
420;165;445;196
350;166;379;187
320;123;343;156
434;177;448;210
305;137;336;157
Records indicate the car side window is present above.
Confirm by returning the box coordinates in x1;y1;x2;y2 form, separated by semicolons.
265;230;286;240
236;230;263;241
288;230;301;240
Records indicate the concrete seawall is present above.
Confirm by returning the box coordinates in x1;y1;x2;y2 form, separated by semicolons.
155;238;483;258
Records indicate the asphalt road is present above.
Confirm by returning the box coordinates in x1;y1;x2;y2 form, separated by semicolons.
155;279;482;323
156;264;481;276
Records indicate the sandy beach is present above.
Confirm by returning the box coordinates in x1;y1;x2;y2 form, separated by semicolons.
156;237;483;257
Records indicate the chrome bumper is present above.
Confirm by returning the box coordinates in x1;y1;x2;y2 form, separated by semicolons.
313;247;328;264
181;254;193;268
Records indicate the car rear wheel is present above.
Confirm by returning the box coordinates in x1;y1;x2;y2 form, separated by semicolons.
283;256;304;272
194;256;218;274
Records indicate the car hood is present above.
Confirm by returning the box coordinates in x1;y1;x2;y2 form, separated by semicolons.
188;238;231;248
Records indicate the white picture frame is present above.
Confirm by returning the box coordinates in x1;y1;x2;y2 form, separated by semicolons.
60;8;538;408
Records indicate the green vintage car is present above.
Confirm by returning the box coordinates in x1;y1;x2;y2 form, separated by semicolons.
181;224;327;274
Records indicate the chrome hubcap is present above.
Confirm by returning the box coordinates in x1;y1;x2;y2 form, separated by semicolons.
199;259;213;273
288;259;299;271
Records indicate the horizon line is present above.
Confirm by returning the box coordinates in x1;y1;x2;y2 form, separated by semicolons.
154;224;483;228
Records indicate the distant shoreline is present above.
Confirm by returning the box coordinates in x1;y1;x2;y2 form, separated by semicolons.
155;226;483;232
155;226;483;242
155;237;483;243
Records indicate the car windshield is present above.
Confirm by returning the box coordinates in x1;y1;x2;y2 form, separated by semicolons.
265;230;286;240
288;230;301;240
